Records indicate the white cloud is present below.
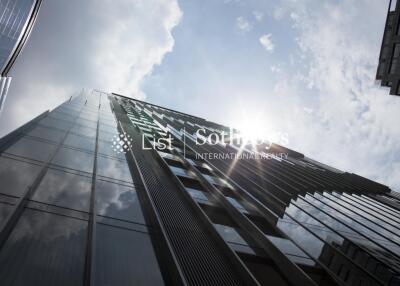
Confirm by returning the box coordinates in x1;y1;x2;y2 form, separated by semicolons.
273;0;400;190
253;11;264;22
273;6;286;20
236;16;252;32
259;34;274;52
270;64;281;73
0;0;182;136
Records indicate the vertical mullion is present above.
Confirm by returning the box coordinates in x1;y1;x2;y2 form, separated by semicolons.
83;92;100;286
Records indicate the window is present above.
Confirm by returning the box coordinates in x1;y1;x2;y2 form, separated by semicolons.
0;203;13;227
96;180;145;224
0;209;87;286
63;133;96;151
98;129;115;142
48;111;76;122
96;157;132;183
0;156;41;197
94;224;164;286
70;124;96;138
51;147;94;173
97;140;127;160
32;169;92;212
27;125;66;143
39;117;73;130
4;137;57;162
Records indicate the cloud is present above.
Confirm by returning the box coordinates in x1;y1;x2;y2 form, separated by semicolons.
253;11;264;22
272;0;400;190
236;16;252;32
270;64;281;73
259;34;274;52
0;0;182;136
273;6;286;20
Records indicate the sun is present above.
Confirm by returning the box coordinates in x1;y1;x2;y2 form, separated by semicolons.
231;112;269;146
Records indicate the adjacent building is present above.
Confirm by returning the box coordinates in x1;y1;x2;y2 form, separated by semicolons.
0;0;42;113
376;0;400;95
0;90;399;285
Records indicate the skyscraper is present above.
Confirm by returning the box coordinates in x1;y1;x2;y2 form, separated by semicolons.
0;0;42;113
376;0;400;96
0;90;398;286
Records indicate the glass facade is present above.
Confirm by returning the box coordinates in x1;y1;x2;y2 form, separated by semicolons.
376;0;400;95
0;0;42;113
0;90;398;285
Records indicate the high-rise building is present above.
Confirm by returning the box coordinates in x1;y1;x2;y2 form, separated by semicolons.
0;90;399;286
376;0;400;96
0;0;42;113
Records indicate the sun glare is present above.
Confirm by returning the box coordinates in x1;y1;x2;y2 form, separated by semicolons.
232;113;269;146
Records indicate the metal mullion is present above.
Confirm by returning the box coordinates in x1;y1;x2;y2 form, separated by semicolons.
290;198;394;283
177;152;317;286
184;135;291;217
362;194;400;216
225;143;314;191
208;143;307;195
269;158;333;190
332;192;400;229
179;135;346;286
112;112;188;286
309;192;400;261
137;127;259;286
190;141;291;212
163;155;271;285
289;165;348;192
262;159;321;190
321;192;400;248
83;94;100;286
283;159;351;191
344;193;400;223
243;153;316;190
183;135;391;285
28;198;90;215
199;143;295;202
239;155;310;193
296;195;400;276
25;205;89;222
125;107;262;285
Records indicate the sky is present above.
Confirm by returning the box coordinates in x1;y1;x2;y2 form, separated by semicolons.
0;0;399;191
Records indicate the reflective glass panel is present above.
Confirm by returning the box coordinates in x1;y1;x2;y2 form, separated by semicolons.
32;169;92;212
0;209;87;286
96;156;132;183
96;180;145;224
0;202;13;227
39;117;73;130
63;133;96;152
4;137;57;162
27;125;66;143
51;147;94;173
94;224;164;286
0;156;41;197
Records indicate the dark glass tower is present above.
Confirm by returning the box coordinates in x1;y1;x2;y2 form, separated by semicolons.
376;0;400;96
0;90;399;286
0;0;42;113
